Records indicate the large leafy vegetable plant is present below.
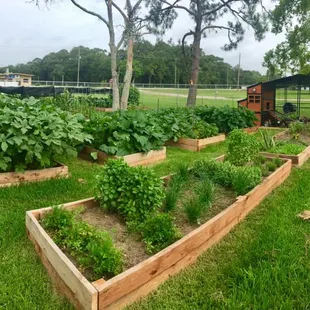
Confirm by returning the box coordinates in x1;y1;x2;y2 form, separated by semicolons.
0;95;92;172
84;110;166;156
194;105;256;133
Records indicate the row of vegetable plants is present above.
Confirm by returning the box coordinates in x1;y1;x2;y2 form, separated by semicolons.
79;105;257;164
0;93;257;185
26;129;292;310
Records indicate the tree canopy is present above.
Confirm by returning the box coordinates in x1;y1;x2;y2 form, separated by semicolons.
263;0;310;78
0;40;262;86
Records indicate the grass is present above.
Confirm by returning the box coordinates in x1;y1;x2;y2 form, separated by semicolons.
128;162;310;309
0;145;225;310
3;142;310;309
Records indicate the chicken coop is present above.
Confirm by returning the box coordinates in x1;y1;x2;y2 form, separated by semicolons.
238;74;310;126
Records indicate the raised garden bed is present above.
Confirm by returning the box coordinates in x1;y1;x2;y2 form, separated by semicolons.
259;128;310;167
0;163;69;188
26;156;291;310
166;134;226;152
79;146;166;167
261;145;310;167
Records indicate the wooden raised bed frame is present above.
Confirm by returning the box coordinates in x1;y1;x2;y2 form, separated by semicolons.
166;134;226;152
26;157;292;310
0;163;68;188
261;145;310;167
94;107;113;112
79;146;166;167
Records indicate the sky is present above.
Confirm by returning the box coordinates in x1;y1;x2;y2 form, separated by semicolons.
0;0;286;74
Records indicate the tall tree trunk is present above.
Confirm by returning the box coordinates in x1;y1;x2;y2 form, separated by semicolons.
120;37;134;110
107;0;120;111
110;44;120;111
187;31;202;106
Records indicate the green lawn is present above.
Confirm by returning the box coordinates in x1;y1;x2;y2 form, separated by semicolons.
4;142;310;310
0;145;226;310
140;93;238;109
129;162;310;309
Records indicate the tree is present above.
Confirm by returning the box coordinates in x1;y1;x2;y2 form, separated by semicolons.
263;1;310;78
147;0;268;106
33;0;153;110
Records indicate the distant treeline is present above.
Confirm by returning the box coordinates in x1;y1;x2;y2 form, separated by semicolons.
0;40;263;85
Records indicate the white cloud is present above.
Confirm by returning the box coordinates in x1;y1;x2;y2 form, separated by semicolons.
0;0;286;74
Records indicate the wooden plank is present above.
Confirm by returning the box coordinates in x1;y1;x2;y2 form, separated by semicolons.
121;148;166;166
197;135;226;151
0;163;69;187
26;211;98;310
167;135;226;152
79;147;166;167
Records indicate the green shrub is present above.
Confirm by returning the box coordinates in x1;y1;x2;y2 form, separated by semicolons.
227;130;260;166
231;166;262;196
84;110;166;156
42;207;123;279
0;95;92;172
139;213;180;254
96;159;165;222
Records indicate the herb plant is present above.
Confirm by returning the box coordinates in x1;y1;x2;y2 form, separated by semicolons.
269;143;305;155
139;213;180;254
42;207;123;279
96;159;165;222
0;95;92;172
227;130;260;166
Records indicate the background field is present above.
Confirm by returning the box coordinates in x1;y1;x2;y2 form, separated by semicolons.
138;88;310;117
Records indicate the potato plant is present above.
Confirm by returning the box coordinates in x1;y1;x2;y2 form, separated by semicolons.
0;95;92;172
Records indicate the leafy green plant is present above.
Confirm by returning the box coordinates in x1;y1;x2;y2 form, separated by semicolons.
227;130;260;166
0;95;92;172
269;143;305;155
231;166;262;196
259;129;276;151
139;213;180;254
96;159;165;222
194;105;256;133
84;110;166;156
42;207;123;279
